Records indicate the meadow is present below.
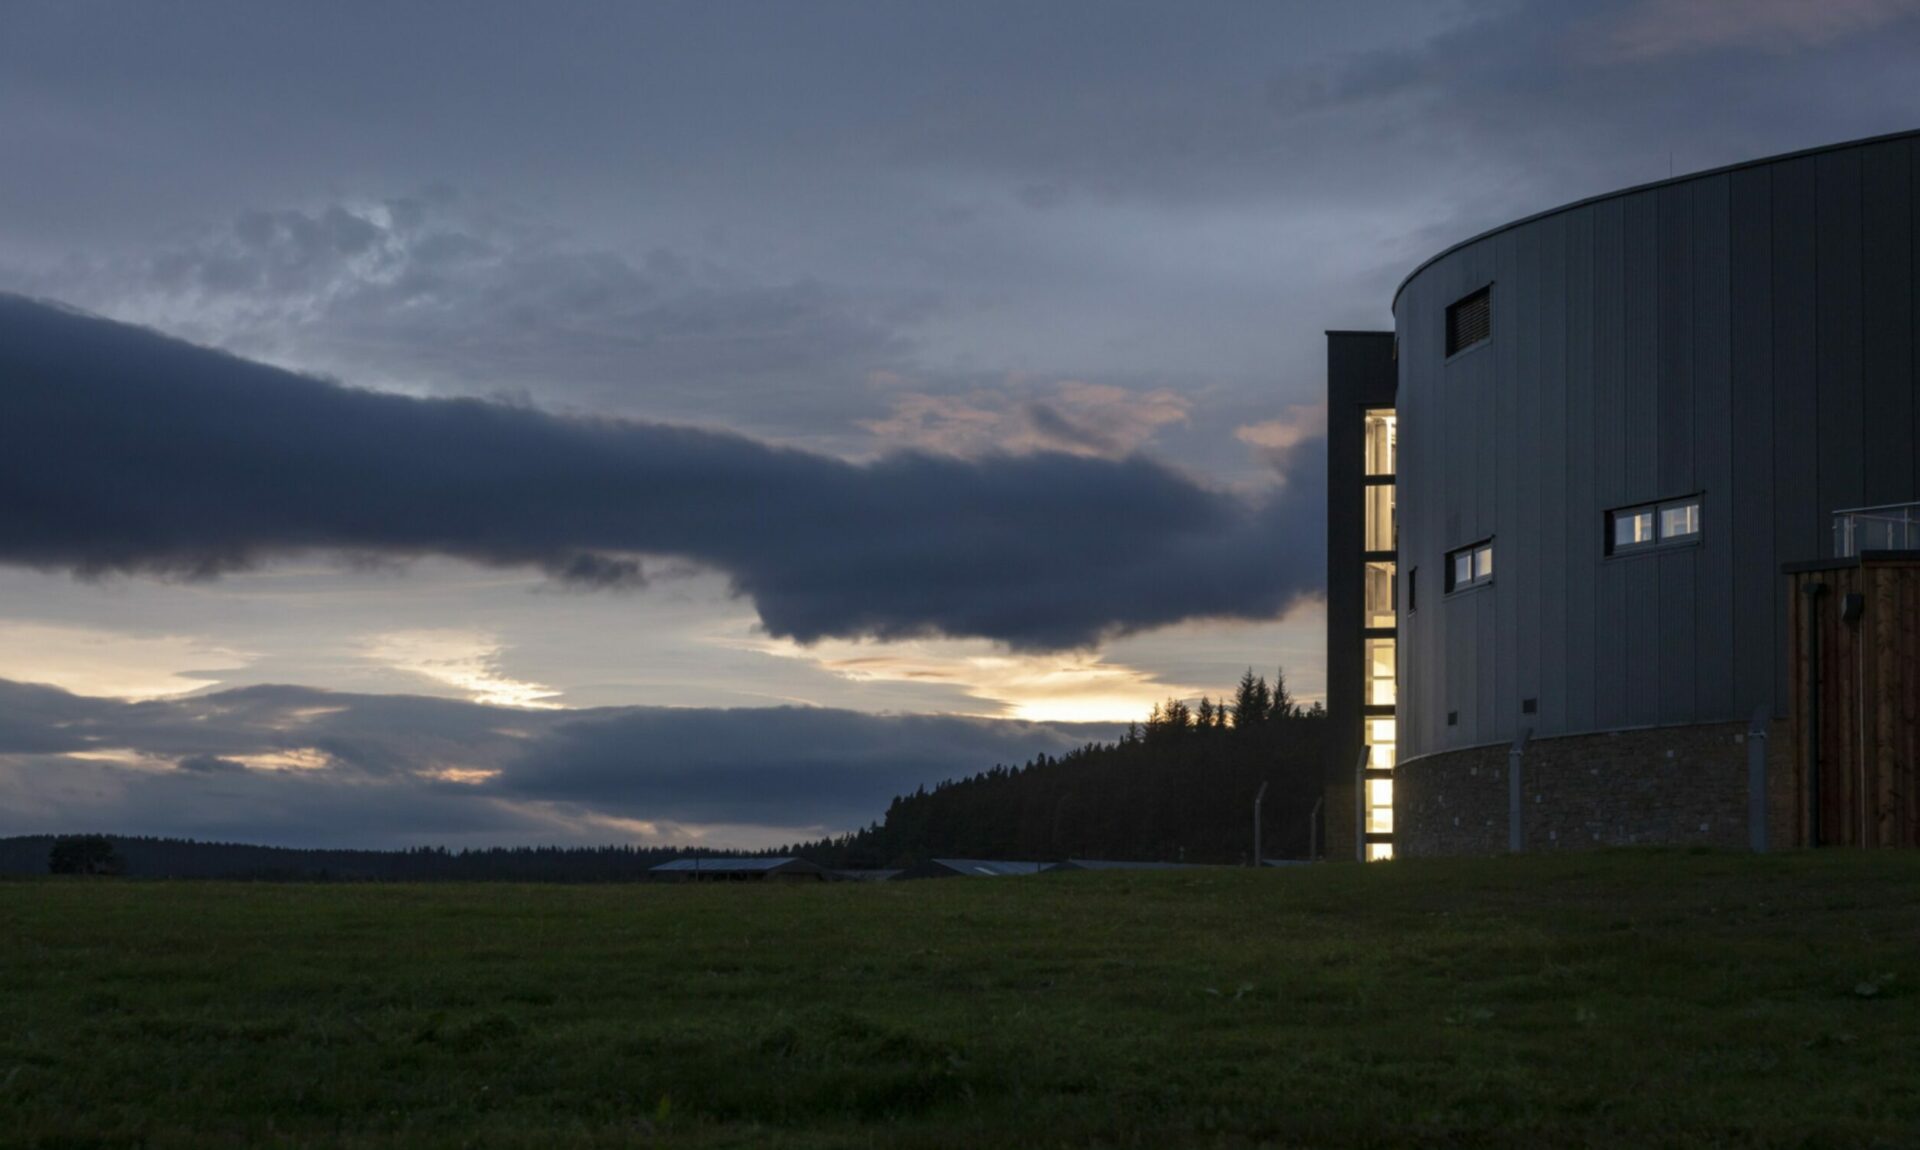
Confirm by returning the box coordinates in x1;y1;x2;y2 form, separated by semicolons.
3;850;1917;1148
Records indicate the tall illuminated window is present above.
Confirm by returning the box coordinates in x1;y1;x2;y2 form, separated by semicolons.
1364;485;1396;552
1365;638;1396;706
1359;404;1398;861
1364;561;1396;628
1363;410;1396;476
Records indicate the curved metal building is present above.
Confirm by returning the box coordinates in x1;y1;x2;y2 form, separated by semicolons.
1327;129;1920;858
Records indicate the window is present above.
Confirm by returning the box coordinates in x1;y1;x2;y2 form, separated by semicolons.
1607;496;1701;555
1363;409;1396;476
1365;637;1396;706
1366;717;1396;769
1364;483;1396;553
1446;285;1492;356
1407;566;1417;613
1365;777;1394;835
1445;539;1494;592
1364;561;1396;628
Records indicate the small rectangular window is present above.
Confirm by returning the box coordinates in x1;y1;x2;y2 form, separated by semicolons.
1407;567;1417;613
1612;508;1655;552
1661;500;1699;540
1607;496;1701;555
1445;539;1494;592
1445;286;1492;357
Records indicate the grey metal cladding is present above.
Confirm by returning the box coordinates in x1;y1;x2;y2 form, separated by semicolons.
1391;130;1920;764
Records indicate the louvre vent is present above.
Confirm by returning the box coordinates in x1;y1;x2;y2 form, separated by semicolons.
1446;286;1491;356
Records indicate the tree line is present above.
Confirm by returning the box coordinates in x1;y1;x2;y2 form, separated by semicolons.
777;668;1326;868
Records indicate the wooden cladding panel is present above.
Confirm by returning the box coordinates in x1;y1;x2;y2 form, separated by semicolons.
1786;559;1920;848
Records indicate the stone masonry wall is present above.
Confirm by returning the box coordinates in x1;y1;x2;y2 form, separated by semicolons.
1396;721;1797;857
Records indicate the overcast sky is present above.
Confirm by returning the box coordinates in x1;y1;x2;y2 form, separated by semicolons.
2;0;1917;848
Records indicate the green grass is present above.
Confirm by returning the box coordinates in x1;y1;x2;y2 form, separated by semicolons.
2;851;1918;1149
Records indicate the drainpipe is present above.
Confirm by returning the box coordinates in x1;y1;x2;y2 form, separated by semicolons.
1354;745;1370;861
1747;705;1770;853
1507;727;1532;853
1802;582;1827;847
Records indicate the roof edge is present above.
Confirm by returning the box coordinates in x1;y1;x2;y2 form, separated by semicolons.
1392;127;1920;312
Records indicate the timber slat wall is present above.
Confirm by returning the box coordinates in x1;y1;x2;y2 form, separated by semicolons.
1786;557;1920;848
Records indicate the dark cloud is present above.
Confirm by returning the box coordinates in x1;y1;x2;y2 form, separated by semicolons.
0;294;1324;649
0;677;1114;846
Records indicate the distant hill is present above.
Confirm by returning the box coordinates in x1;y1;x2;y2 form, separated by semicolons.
0;836;704;881
3;671;1323;879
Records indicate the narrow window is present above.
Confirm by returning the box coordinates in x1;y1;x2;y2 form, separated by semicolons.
1364;637;1396;707
1363;483;1396;553
1445;285;1492;357
1607;496;1702;555
1407;566;1418;613
1363;409;1397;476
1445;539;1494;592
1364;561;1396;628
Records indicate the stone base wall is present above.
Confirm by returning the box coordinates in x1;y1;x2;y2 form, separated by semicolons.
1397;721;1797;858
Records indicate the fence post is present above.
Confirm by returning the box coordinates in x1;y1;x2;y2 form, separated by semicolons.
1355;745;1370;861
1748;705;1771;853
1252;781;1268;866
1508;727;1532;853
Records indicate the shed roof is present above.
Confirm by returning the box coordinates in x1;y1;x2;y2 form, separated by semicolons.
1050;859;1197;871
925;859;1049;877
650;856;818;873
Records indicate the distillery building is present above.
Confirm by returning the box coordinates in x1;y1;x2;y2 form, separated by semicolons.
1326;129;1920;860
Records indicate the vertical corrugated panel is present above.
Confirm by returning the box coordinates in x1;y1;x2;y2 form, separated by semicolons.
1625;555;1663;727
1514;222;1543;733
1592;198;1627;729
1476;245;1501;540
1816;149;1865;532
1538;212;1569;733
1773;157;1820;569
1728;167;1778;716
1564;206;1599;734
1401;278;1429;760
1491;230;1520;740
1861;140;1914;506
1621;191;1662;725
1622;191;1661;506
1658;545;1698;726
1655;183;1698;725
1657;183;1696;496
1692;175;1735;719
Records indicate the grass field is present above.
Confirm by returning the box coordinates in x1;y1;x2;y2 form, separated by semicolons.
3;850;1918;1149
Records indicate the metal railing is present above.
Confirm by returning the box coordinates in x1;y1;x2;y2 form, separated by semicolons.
1833;502;1920;557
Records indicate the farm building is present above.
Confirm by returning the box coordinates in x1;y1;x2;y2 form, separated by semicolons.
894;858;1049;880
1046;859;1198;872
649;857;827;883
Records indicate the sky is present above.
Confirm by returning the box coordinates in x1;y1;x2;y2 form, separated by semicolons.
2;0;1917;848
